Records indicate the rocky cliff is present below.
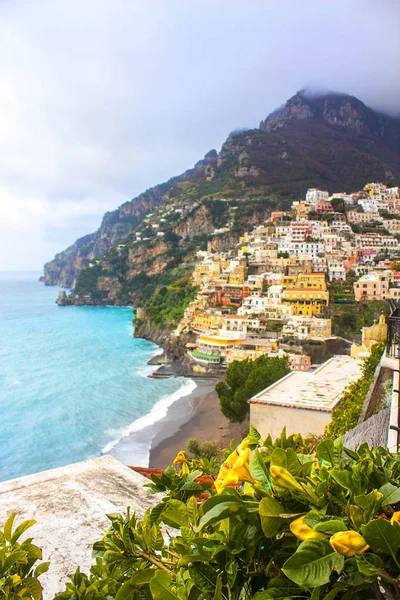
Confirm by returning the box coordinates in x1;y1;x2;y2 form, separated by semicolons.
45;89;400;289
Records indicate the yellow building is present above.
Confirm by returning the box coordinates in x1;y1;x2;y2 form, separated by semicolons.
190;310;224;332
281;273;329;316
225;339;279;364
351;314;387;359
281;289;330;316
229;265;247;285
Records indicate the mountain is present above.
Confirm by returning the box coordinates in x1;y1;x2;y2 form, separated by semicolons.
44;90;400;289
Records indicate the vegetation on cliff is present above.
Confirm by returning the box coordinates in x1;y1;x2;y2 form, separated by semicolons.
7;430;400;599
216;355;290;423
139;269;198;329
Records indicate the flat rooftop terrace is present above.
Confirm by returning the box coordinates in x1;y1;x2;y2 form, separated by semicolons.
0;456;157;598
249;355;362;412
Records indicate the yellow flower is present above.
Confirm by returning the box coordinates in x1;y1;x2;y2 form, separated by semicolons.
173;450;188;465
215;442;255;494
270;465;304;493
391;511;400;526
290;516;327;541
329;530;369;557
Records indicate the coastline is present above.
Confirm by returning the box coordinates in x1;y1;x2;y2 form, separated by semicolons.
149;377;247;469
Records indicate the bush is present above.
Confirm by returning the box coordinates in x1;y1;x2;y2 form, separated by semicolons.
216;355;290;423
186;438;221;461
0;514;49;599
325;343;384;437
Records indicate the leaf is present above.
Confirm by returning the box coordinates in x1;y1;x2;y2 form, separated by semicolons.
316;440;337;466
34;562;50;578
252;577;308;599
131;569;156;586
259;497;285;538
188;562;217;592
114;579;135;600
196;502;248;532
361;518;400;556
249;423;261;440
11;520;37;544
186;496;199;527
161;500;189;529
24;577;43;600
329;468;360;495
355;553;383;581
282;539;344;587
149;570;178;600
314;520;347;535
270;448;301;476
379;482;400;506
3;551;27;571
3;513;16;542
214;574;223;600
250;448;268;483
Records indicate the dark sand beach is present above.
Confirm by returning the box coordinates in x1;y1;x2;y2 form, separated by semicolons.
149;377;247;469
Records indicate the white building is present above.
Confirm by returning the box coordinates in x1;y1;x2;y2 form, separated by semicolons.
249;356;362;440
306;188;329;205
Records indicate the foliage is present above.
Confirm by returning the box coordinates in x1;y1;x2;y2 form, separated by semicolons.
216;355;290;423
48;429;400;600
186;438;222;462
75;264;104;298
0;513;49;600
144;273;198;329
324;299;387;338
6;429;400;599
325;343;384;438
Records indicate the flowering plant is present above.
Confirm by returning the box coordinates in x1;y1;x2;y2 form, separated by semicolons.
4;428;400;599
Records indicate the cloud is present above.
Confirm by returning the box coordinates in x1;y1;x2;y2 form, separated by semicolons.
0;0;399;270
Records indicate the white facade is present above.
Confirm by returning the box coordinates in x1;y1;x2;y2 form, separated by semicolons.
306;188;329;205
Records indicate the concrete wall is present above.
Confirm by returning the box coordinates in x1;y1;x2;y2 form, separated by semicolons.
250;403;331;440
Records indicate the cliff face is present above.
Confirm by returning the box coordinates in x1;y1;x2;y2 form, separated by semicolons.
45;89;400;289
43;179;179;287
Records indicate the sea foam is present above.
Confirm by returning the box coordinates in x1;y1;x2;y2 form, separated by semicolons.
101;377;197;455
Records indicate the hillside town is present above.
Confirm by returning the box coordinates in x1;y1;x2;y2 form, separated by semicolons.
173;182;400;374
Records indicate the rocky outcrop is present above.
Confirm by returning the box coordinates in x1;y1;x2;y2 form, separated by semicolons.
260;89;400;150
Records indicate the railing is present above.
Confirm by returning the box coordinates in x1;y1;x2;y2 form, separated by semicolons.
387;299;400;358
387;299;400;451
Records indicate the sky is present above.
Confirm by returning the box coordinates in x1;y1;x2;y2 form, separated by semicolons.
1;0;399;271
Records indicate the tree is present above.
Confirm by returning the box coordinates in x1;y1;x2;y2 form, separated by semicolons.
216;355;290;422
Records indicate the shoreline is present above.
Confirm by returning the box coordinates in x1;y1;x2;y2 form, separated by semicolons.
149;377;247;469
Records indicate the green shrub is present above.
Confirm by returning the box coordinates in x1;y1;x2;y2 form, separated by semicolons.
325;343;384;437
216;355;290;423
0;514;49;600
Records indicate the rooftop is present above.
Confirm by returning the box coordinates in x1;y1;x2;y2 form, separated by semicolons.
249;355;362;412
0;456;158;597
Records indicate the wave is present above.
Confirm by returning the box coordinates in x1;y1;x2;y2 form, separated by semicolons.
101;378;197;455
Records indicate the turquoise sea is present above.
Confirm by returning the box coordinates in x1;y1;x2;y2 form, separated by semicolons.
0;272;195;483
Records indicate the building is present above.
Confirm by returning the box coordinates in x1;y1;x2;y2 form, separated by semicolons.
351;314;387;359
225;339;279;364
354;271;391;301
347;211;375;225
306;188;329;205
248;356;362;439
288;353;312;371
282;316;332;340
